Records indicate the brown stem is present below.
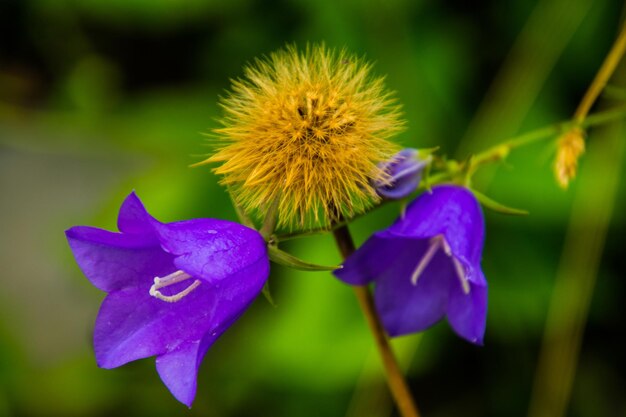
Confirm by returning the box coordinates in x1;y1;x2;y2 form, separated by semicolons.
333;225;420;417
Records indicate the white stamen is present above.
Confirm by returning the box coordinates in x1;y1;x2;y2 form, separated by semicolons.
451;258;470;294
440;237;452;256
149;270;201;303
410;235;471;295
411;235;443;285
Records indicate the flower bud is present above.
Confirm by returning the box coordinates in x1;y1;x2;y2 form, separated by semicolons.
374;148;431;199
554;127;585;189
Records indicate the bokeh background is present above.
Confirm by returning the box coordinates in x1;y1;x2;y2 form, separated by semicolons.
1;0;625;416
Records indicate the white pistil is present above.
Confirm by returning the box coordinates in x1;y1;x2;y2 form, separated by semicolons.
410;234;471;295
149;270;201;303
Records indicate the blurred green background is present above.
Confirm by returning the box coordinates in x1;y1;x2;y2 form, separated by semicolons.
1;0;625;416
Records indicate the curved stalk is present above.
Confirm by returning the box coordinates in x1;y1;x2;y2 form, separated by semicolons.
333;225;420;417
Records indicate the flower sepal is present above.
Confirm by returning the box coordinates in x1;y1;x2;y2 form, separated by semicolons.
472;189;529;216
267;243;340;271
261;281;277;307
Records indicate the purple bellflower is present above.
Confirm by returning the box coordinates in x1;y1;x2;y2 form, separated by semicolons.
65;192;269;407
374;148;431;200
334;185;487;344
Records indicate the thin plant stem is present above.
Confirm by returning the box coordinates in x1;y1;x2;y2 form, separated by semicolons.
528;18;626;416
332;225;420;417
527;107;625;417
345;336;423;417
574;21;626;121
469;106;626;171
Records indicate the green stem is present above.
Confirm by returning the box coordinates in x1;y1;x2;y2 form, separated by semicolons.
527;105;625;417
469;106;626;172
528;20;626;417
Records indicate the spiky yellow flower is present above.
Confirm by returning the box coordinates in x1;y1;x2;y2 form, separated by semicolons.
554;127;585;189
200;44;404;229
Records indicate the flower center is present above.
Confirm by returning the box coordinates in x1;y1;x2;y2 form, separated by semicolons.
149;270;202;303
410;235;470;294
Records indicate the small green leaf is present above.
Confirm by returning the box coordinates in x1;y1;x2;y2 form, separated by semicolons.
421;160;433;192
399;199;408;220
268;245;340;271
228;191;256;229
261;281;277;307
472;189;529;216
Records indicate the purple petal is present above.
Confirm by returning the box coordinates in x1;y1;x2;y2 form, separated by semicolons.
153;219;268;284
94;286;215;368
156;341;204;407
94;255;268;369
333;233;406;286
446;269;487;345
155;308;245;407
66;226;172;292
374;243;456;337
117;191;157;235
389;185;485;266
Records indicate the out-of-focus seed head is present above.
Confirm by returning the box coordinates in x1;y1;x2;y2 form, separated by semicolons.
554;127;585;189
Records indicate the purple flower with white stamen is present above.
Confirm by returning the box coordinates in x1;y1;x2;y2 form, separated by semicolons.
65;192;269;406
334;185;487;344
374;148;431;199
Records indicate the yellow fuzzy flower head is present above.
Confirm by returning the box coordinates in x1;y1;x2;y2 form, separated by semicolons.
201;44;404;229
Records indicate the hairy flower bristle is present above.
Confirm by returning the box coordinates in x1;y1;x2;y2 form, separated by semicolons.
198;44;404;229
554;127;585;189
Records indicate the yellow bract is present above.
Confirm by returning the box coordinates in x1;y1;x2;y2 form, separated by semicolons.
199;44;404;229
